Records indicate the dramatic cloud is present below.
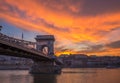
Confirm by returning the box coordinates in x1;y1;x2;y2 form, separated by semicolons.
0;0;120;56
106;40;120;48
80;0;120;16
74;40;120;56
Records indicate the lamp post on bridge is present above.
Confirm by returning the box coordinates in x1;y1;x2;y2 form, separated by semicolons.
0;26;2;32
22;32;24;40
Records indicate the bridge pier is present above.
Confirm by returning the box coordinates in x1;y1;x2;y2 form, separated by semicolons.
29;60;61;74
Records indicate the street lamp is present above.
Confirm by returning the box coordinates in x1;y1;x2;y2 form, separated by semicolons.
0;26;2;32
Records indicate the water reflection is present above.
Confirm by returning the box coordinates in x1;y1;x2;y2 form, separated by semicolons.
56;68;120;83
0;69;120;83
32;74;57;83
0;70;33;83
56;68;97;83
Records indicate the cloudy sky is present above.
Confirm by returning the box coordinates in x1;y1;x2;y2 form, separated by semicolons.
0;0;120;56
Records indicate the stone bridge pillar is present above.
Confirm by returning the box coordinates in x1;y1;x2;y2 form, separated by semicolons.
29;35;61;74
35;35;55;57
29;60;61;74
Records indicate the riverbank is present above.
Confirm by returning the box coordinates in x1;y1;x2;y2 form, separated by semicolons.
0;65;30;70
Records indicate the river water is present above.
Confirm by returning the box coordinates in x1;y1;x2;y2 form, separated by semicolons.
0;68;120;83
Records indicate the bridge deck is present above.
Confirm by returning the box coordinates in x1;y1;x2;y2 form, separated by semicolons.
0;33;51;61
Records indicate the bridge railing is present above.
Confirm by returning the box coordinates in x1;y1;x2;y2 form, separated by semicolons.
0;32;45;55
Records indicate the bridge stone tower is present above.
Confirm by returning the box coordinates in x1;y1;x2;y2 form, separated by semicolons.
35;35;55;57
30;35;61;74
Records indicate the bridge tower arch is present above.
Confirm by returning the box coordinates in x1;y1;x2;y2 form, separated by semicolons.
35;35;55;57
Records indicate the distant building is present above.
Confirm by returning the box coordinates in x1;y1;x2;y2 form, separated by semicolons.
59;54;88;68
0;55;33;69
58;54;120;68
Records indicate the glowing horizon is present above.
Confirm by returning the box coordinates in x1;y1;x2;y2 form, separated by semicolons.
0;0;120;56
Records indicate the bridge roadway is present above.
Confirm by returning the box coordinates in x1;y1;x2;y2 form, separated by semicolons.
0;32;52;61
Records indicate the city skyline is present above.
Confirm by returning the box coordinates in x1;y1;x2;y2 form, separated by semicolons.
0;0;120;56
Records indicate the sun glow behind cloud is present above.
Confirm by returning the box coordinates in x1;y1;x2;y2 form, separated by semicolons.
0;0;120;56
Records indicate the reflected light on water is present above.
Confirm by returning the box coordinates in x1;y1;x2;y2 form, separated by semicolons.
56;68;120;83
0;70;33;83
0;68;120;83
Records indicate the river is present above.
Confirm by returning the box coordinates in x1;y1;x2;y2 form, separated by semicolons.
0;68;120;83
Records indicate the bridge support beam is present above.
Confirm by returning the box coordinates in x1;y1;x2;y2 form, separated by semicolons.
29;61;61;74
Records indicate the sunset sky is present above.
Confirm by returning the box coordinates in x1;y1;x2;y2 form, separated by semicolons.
0;0;120;56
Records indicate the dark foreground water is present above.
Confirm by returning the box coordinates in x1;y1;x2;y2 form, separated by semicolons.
0;68;120;83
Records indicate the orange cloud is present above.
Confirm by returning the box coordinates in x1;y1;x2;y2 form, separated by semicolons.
0;0;120;56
